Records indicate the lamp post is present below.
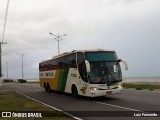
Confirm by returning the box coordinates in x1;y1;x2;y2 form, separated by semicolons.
16;53;27;79
49;33;67;54
6;61;8;79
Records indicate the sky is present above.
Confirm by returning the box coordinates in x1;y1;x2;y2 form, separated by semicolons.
0;0;160;79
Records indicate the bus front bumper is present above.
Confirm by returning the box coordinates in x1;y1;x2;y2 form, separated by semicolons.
89;86;123;97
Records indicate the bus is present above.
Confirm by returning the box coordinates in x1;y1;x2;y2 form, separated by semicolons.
39;49;128;98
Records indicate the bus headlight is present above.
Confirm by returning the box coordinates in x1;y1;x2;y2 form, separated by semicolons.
118;86;122;88
90;87;100;91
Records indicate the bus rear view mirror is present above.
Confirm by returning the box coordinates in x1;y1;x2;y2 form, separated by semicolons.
118;59;128;70
85;60;90;73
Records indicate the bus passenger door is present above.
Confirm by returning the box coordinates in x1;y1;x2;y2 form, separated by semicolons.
77;52;89;96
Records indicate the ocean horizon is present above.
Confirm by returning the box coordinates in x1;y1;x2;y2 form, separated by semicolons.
123;76;160;83
24;76;160;83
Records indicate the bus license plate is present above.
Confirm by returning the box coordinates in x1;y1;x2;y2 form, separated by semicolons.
106;91;112;95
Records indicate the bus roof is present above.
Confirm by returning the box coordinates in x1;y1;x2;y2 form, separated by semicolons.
75;48;114;53
40;48;115;63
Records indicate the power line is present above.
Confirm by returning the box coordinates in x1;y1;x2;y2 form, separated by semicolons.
0;0;3;20
1;0;10;42
0;0;5;32
0;0;2;20
6;0;18;42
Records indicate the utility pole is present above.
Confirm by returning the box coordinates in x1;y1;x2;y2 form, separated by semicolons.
16;53;27;79
0;42;7;86
0;0;10;86
49;33;67;54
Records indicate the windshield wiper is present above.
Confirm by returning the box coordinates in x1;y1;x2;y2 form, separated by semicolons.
104;64;119;85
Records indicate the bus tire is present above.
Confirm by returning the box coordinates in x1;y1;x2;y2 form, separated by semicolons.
72;85;78;98
47;83;51;93
44;83;48;92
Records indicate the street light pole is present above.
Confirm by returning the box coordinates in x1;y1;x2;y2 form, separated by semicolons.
57;33;60;54
21;53;25;79
6;61;8;79
16;53;27;79
49;33;67;54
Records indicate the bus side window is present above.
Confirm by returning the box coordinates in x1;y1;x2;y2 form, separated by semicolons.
39;63;43;71
63;56;69;69
57;58;62;69
50;59;57;70
58;57;68;69
68;53;77;68
77;52;87;82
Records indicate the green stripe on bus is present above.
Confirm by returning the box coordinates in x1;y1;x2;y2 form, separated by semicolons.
60;69;69;91
57;70;63;91
57;69;69;92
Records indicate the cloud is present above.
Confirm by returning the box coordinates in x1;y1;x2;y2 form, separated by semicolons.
1;0;160;78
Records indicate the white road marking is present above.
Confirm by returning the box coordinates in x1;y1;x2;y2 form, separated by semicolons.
34;90;42;92
94;101;160;116
94;101;141;111
11;85;21;88
15;91;83;120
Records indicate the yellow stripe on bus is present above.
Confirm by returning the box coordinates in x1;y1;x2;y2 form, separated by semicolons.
51;70;60;90
40;70;60;90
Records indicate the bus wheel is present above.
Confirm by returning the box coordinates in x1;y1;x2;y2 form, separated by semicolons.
45;85;48;92
44;83;48;92
47;84;51;93
72;86;78;98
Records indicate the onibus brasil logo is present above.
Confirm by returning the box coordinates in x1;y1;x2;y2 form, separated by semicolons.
1;112;42;118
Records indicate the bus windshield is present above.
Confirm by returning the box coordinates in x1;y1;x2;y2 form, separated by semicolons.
85;52;122;85
85;51;118;62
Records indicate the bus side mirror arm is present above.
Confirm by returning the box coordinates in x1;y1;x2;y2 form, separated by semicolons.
85;60;90;73
118;59;128;70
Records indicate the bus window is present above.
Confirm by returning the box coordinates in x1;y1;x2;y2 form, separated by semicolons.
51;59;58;70
68;53;77;68
63;56;69;69
77;52;87;82
57;58;62;69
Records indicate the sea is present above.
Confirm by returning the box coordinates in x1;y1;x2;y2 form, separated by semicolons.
123;77;160;84
26;79;39;82
26;77;160;83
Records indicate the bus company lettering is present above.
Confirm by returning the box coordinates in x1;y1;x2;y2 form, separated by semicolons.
45;72;54;77
71;74;77;77
39;71;55;78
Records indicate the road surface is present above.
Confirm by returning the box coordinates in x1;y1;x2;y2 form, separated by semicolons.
2;83;160;120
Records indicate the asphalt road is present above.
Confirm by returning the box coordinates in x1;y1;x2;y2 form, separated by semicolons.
2;83;160;120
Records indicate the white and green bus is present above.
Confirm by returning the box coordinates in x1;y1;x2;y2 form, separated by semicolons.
39;49;128;98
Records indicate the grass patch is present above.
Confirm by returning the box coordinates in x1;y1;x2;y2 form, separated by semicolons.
0;87;72;120
123;83;160;90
